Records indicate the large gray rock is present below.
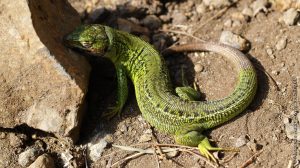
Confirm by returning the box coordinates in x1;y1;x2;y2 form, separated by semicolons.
0;0;90;141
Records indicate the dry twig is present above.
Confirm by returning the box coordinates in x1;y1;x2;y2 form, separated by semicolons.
239;149;264;168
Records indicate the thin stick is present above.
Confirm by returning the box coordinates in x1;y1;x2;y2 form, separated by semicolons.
221;152;238;163
111;152;145;167
130;142;197;149
239;150;264;168
179;148;218;168
150;128;166;160
106;154;114;168
109;143;217;167
153;146;160;168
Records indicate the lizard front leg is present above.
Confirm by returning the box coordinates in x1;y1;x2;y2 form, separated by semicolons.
103;64;128;119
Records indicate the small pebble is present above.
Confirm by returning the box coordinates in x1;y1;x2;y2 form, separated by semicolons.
18;147;43;167
61;150;74;166
152;33;169;51
251;0;268;16
234;135;249;147
224;19;233;27
119;123;128;132
171;11;187;24
159;14;171;22
212;151;220;160
231;12;246;21
141;15;162;30
242;7;253;16
144;129;152;134
0;132;6;139
282;8;300;26
271;70;280;75
203;0;231;9
232;20;242;27
104;134;114;143
219;31;250;51
87;138;108;162
117;18;150;35
196;3;206;14
283;115;300;140
246;141;257;151
9;133;26;148
194;64;204;73
139;134;152;142
28;154;55;168
276;37;287;51
266;47;275;59
89;8;105;21
165;150;179;158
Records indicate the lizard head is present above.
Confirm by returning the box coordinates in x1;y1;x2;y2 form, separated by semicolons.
64;24;109;55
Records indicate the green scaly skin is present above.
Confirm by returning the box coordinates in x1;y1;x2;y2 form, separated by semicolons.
64;24;257;162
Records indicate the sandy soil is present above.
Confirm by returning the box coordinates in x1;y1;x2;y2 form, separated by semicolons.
1;0;300;167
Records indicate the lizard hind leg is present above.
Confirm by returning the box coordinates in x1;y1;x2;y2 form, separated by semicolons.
175;126;231;162
175;86;201;101
175;66;201;101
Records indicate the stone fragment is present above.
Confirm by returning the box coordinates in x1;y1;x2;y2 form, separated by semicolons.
141;15;162;30
139;134;152;142
224;19;233;27
8;133;27;148
219;31;250;51
250;0;269;16
0;132;6;139
283;112;300;140
203;0;231;9
172;12;187;24
28;154;55;168
117;18;150;36
194;64;204;73
275;37;287;51
0;0;90;141
196;3;207;14
266;47;275;59
165;150;179;159
242;7;253;16
234;135;249;147
87;138;108;162
18;147;43;167
282;8;300;26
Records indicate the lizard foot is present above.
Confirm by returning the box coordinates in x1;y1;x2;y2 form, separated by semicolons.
102;106;122;119
198;137;239;162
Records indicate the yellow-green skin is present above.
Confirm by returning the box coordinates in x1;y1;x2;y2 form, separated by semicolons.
64;24;257;161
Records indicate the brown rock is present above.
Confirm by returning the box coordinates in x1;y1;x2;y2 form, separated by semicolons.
28;154;55;168
9;133;27;148
0;0;90;141
219;31;250;51
18;146;43;167
117;18;150;36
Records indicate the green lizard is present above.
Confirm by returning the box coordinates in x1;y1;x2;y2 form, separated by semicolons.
64;24;257;162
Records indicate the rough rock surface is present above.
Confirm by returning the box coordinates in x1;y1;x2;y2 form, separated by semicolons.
28;154;55;168
0;0;90;141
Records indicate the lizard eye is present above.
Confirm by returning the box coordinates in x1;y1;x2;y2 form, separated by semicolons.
81;41;92;48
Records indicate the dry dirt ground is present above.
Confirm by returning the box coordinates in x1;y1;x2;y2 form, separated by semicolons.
1;0;300;167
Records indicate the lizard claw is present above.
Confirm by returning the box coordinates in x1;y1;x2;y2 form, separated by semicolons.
102;106;122;119
198;137;239;162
